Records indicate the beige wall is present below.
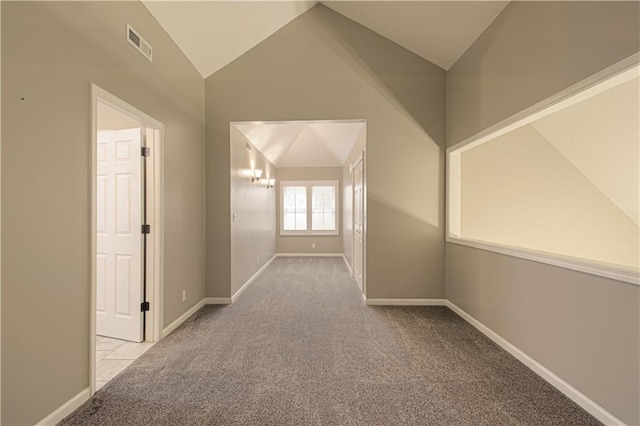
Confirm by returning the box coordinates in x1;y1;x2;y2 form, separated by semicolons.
446;244;640;424
461;125;639;268
447;2;640;424
276;167;343;254
342;127;366;268
447;1;640;146
230;127;277;296
206;4;446;300
1;2;206;424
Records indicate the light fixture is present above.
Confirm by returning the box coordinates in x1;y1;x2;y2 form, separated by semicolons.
266;178;275;189
251;169;263;182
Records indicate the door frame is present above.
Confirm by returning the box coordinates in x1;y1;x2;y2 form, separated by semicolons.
90;84;165;395
351;151;367;298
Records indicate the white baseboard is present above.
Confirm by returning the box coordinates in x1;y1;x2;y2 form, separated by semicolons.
162;299;207;338
445;301;625;426
36;387;90;426
232;255;276;302
162;298;233;338
342;255;353;276
277;253;344;257
366;298;448;306
204;297;232;304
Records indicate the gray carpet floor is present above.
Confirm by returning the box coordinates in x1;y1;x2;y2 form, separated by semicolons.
62;257;600;425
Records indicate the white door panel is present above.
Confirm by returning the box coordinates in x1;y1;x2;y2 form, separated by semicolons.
96;253;108;314
97;128;144;342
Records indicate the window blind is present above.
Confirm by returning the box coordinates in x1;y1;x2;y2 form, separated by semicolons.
283;186;307;231
312;186;336;231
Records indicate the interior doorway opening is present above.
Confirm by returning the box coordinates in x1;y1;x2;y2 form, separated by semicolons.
229;119;367;299
90;85;164;394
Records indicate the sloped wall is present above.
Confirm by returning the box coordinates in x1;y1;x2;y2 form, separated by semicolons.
460;124;639;268
531;77;640;226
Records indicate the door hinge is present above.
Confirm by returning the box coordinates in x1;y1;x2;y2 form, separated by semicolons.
141;301;150;312
142;224;151;234
141;147;150;157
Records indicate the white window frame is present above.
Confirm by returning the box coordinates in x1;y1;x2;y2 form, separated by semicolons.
280;180;340;237
446;56;640;286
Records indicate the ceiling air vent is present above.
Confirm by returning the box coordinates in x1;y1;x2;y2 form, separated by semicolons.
127;24;153;62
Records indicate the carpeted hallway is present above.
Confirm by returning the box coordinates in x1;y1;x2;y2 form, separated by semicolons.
62;257;600;425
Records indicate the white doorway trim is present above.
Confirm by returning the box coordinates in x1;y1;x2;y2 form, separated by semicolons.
90;84;165;396
351;151;367;298
0;6;3;420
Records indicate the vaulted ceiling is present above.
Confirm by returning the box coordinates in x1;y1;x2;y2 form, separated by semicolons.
142;1;510;168
142;1;509;78
233;121;365;168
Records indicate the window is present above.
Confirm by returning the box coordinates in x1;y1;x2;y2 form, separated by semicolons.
283;186;307;231
281;181;339;236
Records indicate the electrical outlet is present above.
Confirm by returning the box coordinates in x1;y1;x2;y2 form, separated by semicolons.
312;243;316;249
182;290;187;302
257;256;260;265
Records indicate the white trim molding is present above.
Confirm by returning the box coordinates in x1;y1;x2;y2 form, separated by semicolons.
445;301;625;426
162;297;233;338
162;299;207;338
90;84;165;396
35;388;90;426
365;299;448;306
204;297;232;305
232;255;276;302
447;53;639;154
343;255;353;276
277;253;344;257
448;237;639;286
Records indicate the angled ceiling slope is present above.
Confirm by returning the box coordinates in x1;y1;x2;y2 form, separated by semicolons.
322;1;508;70
142;1;318;78
143;1;508;78
532;76;640;226
233;121;365;168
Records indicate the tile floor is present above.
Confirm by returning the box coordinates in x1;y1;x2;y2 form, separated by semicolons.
96;336;155;391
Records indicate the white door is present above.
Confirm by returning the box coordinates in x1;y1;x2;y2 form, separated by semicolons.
353;156;364;292
97;128;144;342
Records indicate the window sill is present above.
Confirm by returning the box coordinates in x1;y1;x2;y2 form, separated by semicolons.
280;233;340;237
447;236;639;286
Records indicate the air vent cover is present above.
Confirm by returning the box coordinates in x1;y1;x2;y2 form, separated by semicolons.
127;24;153;62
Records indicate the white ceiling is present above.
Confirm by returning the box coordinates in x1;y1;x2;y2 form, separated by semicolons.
233;121;365;167
532;76;640;226
142;1;509;78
